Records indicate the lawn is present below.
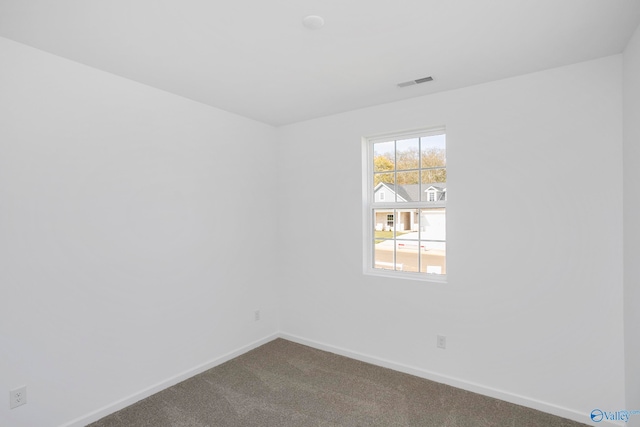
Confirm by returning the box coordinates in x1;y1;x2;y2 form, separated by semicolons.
375;230;409;244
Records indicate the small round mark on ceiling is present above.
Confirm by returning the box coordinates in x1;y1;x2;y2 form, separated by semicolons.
302;15;324;30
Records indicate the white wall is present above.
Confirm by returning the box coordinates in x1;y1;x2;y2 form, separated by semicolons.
0;37;279;427
624;23;640;427
0;32;632;427
277;55;625;424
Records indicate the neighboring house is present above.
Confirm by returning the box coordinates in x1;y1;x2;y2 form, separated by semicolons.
374;182;446;204
373;182;446;242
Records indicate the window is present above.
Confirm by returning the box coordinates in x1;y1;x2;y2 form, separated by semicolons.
363;128;446;280
386;214;394;228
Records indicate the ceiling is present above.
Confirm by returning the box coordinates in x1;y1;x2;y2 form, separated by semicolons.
1;1;640;126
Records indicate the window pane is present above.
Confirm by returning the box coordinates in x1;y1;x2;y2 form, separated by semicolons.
395;243;419;272
375;172;395;185
396;138;419;170
374;242;396;270
373;141;395;172
374;209;400;271
394;209;417;234
421;242;446;275
396;170;419;185
373;209;395;233
420;208;446;240
421;171;446;202
395;210;419;271
374;173;395;203
421;134;446;168
420;207;446;274
421;168;446;185
395;172;419;202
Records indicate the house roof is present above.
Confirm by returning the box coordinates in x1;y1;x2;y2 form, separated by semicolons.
375;182;446;206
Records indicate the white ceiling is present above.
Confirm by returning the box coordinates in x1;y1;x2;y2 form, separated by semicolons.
1;1;640;126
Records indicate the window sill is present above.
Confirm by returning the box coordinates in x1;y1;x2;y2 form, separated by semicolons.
364;268;447;283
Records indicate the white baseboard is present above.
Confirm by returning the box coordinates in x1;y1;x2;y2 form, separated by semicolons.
60;331;623;427
279;332;622;427
60;333;280;427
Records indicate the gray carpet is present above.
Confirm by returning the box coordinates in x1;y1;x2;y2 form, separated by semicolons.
88;338;589;427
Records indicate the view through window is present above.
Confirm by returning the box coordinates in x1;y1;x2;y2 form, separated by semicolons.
365;129;446;277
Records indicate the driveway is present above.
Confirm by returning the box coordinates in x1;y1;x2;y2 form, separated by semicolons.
376;231;445;252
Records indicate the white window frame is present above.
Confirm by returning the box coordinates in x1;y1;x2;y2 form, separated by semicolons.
362;126;447;282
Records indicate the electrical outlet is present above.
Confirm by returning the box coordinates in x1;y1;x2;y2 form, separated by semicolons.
10;386;27;409
254;310;260;321
437;335;447;349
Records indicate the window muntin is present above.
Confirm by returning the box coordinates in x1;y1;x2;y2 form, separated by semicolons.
365;129;446;280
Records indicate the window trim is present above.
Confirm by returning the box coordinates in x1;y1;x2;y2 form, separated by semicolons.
362;126;447;283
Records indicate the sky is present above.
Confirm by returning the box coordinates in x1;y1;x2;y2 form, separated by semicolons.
373;134;446;158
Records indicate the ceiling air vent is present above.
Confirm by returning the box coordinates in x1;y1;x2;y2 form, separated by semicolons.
397;76;433;88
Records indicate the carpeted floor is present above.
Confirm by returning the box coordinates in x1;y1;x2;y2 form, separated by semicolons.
88;338;589;426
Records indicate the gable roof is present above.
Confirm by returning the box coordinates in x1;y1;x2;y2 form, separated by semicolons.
374;182;446;205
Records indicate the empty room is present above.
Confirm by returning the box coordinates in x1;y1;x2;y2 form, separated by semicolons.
2;1;640;426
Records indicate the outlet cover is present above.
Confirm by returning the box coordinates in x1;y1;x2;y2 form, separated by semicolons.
10;386;27;409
